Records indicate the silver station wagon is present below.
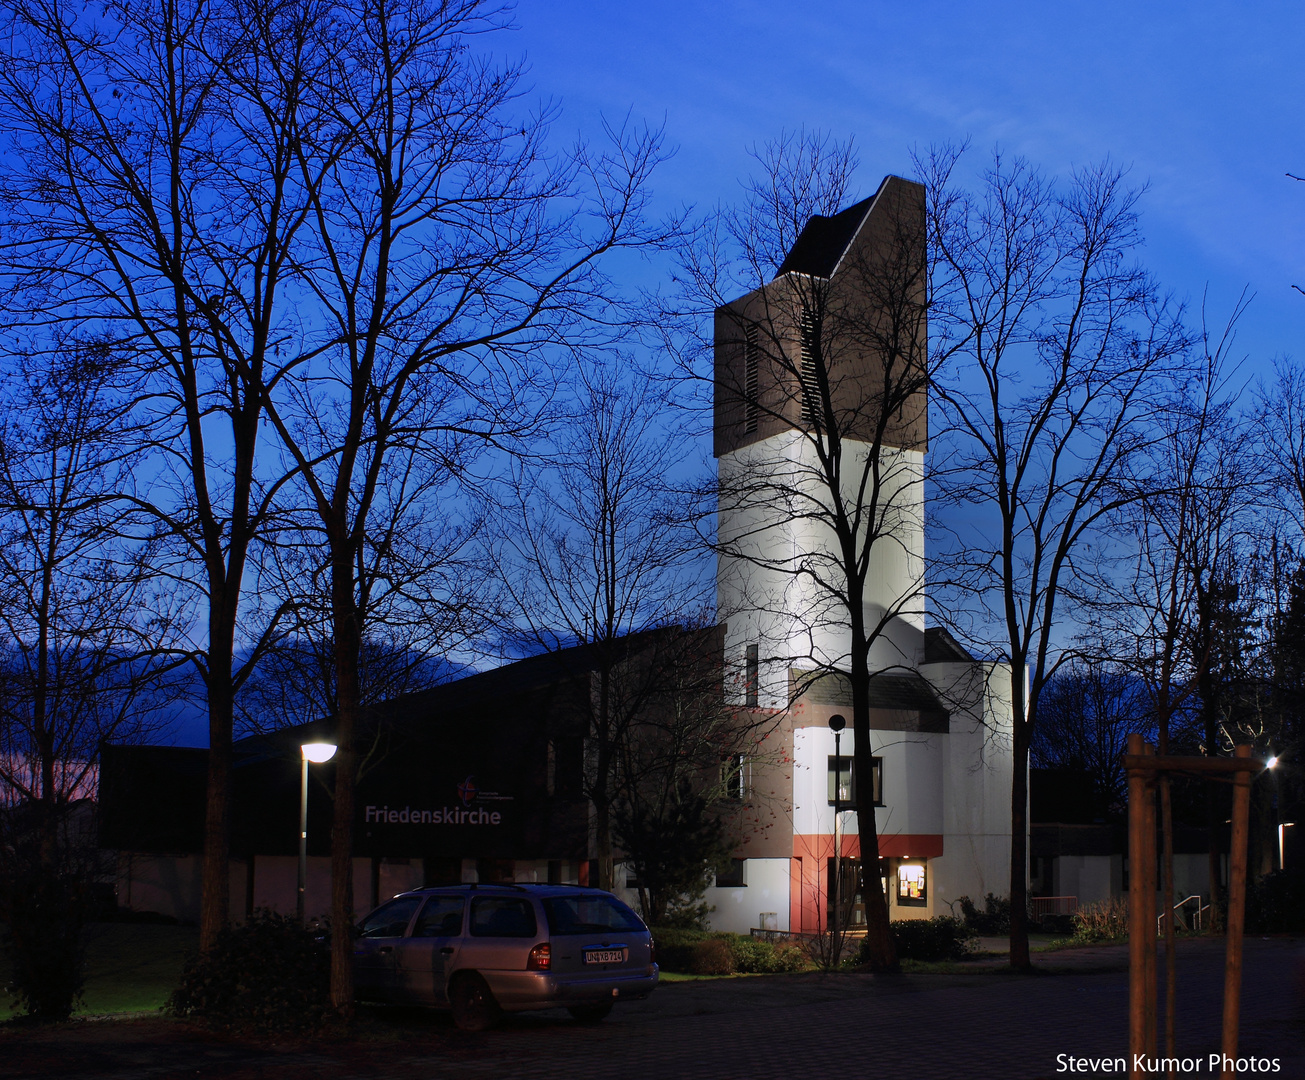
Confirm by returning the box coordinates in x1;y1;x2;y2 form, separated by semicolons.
353;883;659;1030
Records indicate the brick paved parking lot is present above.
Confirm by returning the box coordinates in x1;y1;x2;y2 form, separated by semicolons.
2;937;1302;1080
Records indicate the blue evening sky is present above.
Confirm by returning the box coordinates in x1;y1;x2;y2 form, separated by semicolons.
507;0;1305;370
164;2;1304;745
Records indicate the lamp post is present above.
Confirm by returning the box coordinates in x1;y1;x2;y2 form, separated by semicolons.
1268;754;1282;870
828;714;846;961
299;742;337;923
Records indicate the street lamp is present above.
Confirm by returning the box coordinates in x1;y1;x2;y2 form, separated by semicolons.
1267;753;1281;869
299;741;337;923
828;714;846;960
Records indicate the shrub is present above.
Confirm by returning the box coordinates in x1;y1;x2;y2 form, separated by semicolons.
167;909;332;1035
650;925;709;973
723;934;807;974
956;893;1012;935
1071;898;1128;942
650;927;808;974
689;937;736;975
1;863;89;1021
874;917;976;962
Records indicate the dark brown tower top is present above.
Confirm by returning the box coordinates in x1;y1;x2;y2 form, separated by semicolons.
713;175;927;459
776;196;876;278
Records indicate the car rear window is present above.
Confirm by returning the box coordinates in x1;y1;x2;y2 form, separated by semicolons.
542;895;646;936
469;896;538;938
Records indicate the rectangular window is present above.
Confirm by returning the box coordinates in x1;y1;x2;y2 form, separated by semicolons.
827;755;883;806
745;644;759;707
799;307;820;424
744;324;760;433
715;858;745;888
543;894;645;935
897;862;927;906
723;753;749;800
548;736;584;800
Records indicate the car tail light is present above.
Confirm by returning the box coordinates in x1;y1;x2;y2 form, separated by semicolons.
527;942;551;970
649;938;656;965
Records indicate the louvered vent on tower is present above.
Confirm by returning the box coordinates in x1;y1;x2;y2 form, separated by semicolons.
744;324;760;433
799;308;819;425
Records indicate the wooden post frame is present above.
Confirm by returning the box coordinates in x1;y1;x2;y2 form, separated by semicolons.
1122;742;1263;1080
1127;734;1157;1077
1221;744;1254;1080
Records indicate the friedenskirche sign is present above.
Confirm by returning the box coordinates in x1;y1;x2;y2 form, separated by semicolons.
361;775;513;829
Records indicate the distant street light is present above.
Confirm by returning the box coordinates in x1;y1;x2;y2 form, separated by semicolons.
1268;755;1279;770
299;742;337;922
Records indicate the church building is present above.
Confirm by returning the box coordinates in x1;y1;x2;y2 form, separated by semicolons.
98;174;1018;934
641;174;1016;934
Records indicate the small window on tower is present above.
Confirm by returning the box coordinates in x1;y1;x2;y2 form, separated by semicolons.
723;753;748;800
827;755;883;806
745;644;759;707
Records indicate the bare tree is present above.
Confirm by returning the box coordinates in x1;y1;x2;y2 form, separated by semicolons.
671;130;934;970
0;0;338;950
0;344;176;816
233;0;673;1011
612;622;738;925
238;439;488;736
0;342;186;1020
1029;659;1153;819
494;360;709;890
1105;314;1258;1059
923;146;1188;968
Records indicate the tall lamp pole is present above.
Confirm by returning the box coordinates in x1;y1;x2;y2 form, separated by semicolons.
299;742;337;923
828;714;846;960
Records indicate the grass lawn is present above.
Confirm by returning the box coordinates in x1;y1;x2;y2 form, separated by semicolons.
1;922;197;1021
657;970;762;982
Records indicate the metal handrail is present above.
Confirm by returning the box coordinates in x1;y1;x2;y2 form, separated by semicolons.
1030;895;1078;918
1157;894;1209;933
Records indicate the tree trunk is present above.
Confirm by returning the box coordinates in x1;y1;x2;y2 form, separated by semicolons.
850;647;897;972
328;545;362;1017
1008;723;1031;970
199;644;234;952
593;665;614;891
1160;776;1177;1065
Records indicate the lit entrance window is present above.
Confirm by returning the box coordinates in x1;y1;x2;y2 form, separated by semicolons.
897;862;927;907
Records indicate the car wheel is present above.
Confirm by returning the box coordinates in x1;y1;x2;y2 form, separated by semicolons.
451;973;501;1032
567;1001;613;1024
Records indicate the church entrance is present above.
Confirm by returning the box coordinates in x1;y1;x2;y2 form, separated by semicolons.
827;857;864;930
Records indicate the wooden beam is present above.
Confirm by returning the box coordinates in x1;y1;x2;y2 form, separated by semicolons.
1122;755;1264;774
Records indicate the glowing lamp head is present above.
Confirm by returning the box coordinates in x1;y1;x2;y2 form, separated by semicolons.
302;742;337;764
1268;755;1279;770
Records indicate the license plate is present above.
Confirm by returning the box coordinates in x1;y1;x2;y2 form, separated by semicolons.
584;948;625;965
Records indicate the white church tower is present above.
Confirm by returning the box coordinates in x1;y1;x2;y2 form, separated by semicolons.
697;176;1016;934
714;177;928;703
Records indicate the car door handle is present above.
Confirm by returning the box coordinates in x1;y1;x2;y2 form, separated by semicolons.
378;946;393;954
440;947;455;955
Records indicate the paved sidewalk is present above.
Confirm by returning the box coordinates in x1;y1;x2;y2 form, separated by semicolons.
1;936;1301;1080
